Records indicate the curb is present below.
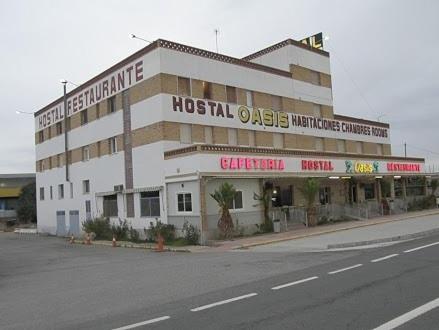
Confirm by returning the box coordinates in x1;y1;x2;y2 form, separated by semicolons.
327;228;439;249
69;240;191;252
233;209;439;250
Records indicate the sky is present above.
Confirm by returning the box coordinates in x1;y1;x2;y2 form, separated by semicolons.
0;0;438;173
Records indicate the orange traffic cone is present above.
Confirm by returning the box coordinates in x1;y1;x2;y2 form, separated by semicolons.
156;234;164;252
112;236;117;247
69;235;75;244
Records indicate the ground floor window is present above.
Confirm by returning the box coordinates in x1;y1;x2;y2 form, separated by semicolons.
103;194;118;217
364;183;375;200
227;190;243;209
319;187;331;205
272;186;293;207
177;193;192;212
140;191;160;217
406;177;425;196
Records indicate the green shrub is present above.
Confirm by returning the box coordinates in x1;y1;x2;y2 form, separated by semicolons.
408;195;436;211
82;216;112;240
182;221;200;245
145;221;175;242
129;226;141;243
111;219;129;241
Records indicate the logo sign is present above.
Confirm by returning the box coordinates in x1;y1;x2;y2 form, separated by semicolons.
387;163;421;172
220;157;285;171
346;160;379;174
300;32;324;50
301;160;334;171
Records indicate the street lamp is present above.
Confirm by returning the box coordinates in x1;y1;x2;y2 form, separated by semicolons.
15;110;34;115
130;34;152;44
61;79;69;182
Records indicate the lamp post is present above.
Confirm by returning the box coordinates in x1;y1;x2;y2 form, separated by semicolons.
130;34;152;44
15;110;34;115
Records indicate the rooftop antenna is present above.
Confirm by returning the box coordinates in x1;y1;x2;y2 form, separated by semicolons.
214;28;219;53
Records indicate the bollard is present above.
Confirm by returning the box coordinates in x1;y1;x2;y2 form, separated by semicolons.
156;234;164;252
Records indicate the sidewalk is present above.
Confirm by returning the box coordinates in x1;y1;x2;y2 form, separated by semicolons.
198;208;439;252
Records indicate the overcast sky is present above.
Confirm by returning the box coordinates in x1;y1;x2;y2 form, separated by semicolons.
1;0;438;173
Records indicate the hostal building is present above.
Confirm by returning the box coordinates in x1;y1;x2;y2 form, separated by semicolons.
35;37;426;241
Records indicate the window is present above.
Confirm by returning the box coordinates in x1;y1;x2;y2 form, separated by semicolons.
271;95;282;111
96;103;101;119
140;191;160;217
58;184;64;199
177;193;192;212
313;104;322;117
179;124;192;144
85;200;91;220
202;81;211;99
39;131;44;143
273;133;284;149
48;157;52;169
364;183;375;200
97;141;101;157
48;127;52;139
227;191;243;210
56;122;62;135
70;182;74;199
315;138;324;151
50;186;53;200
82;146;90;161
57;154;63;167
177;77;191;96
109;137;117;154
226;86;237;103
228;128;237;146
272;185;294;207
377;144;383;155
246;91;253;107
310;70;321;85
39;187;44;201
356;141;363;154
108;96;116;113
248;131;256;147
103;194;118;217
337;139;346;153
204;126;213;144
39;160;45;172
80;109;88;125
83;180;90;194
319;187;331;205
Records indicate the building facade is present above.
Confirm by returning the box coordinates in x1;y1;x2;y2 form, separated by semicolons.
0;173;35;223
34;38;425;241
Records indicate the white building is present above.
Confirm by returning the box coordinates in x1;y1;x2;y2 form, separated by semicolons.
34;37;426;242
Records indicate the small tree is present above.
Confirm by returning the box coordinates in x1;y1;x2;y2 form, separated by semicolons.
253;182;273;233
299;178;319;227
431;179;438;196
16;182;36;223
210;182;236;239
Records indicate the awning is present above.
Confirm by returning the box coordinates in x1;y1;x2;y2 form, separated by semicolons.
0;187;22;198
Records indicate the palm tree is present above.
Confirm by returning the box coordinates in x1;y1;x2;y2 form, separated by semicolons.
210;182;237;238
299;178;319;227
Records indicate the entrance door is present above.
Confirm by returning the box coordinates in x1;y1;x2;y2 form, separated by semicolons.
69;210;80;236
56;211;66;236
351;185;358;203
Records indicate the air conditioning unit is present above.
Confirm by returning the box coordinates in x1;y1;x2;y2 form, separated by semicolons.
114;184;124;192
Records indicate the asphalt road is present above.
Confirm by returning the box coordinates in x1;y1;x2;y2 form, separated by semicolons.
1;232;439;329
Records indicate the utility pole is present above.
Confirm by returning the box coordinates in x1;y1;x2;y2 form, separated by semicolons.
214;29;219;53
404;142;407;158
61;80;69;182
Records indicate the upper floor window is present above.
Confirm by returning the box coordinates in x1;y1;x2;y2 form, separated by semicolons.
248;131;256;147
310;70;321;85
39;187;45;201
83;180;90;194
177;77;191;96
56;122;63;135
226;86;237;104
108;96;116;113
58;184;64;199
80;109;88;125
109;137;117;154
204;126;213;144
228;128;237;146
377;144;383;155
246;91;253;107
202;81;211;99
179;124;192;144
315;137;324;151
39;131;44;143
271;95;282;111
356;141;363;154
337;139;346;153
273;133;284;149
96;103;101;119
313;104;322;117
82;146;90;161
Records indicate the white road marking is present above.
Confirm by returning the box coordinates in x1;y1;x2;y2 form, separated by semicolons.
328;264;363;275
190;293;258;312
403;241;439;253
112;316;170;330
372;297;439;330
371;254;399;263
271;276;319;290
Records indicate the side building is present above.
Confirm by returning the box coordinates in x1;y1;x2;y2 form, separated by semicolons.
34;38;426;241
